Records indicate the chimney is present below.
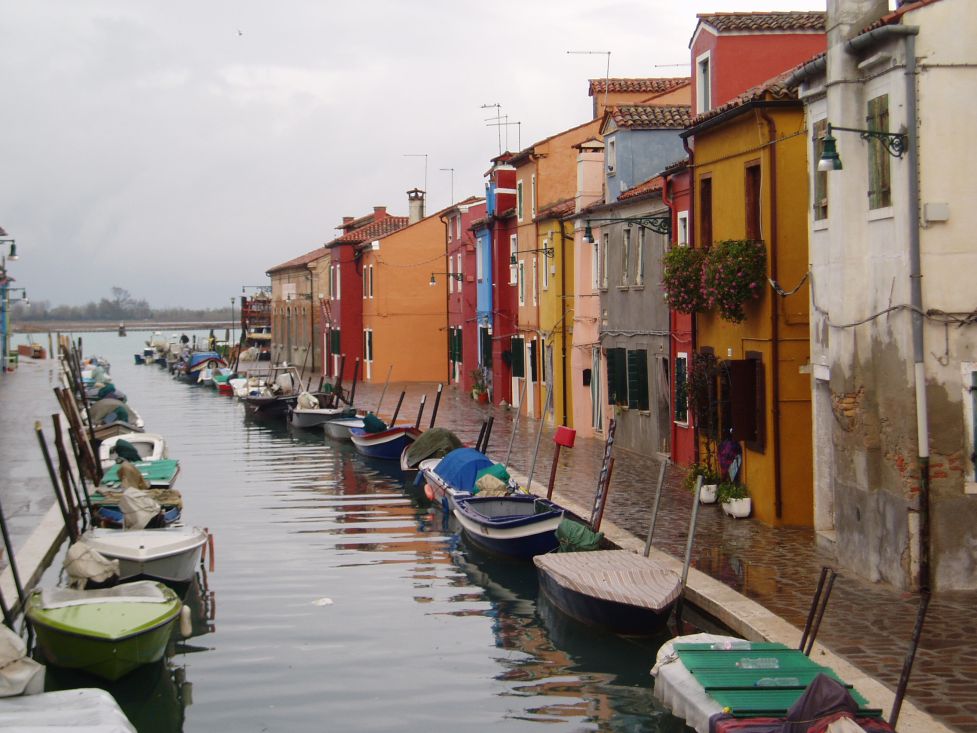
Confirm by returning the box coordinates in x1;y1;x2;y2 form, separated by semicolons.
372;206;387;221
407;189;425;224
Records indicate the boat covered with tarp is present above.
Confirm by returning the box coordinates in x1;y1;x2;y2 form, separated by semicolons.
400;428;463;472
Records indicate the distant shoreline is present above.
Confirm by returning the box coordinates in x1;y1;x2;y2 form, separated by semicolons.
13;320;235;334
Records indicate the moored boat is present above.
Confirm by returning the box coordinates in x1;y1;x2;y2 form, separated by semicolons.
452;494;564;560
78;526;209;589
322;416;364;441
27;580;183;681
419;447;494;511
349;425;421;460
99;459;180;489
99;433;167;470
533;550;681;636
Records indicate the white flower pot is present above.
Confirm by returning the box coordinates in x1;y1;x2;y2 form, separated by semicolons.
699;484;718;504
722;497;751;518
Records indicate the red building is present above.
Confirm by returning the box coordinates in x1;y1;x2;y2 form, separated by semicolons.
442;198;486;393
690;11;825;115
323;207;408;379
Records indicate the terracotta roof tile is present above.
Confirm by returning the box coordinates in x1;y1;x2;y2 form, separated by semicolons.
687;70;798;130
618;176;664;202
537;199;575;220
861;0;943;33
697;11;825;34
608;105;691;130
590;77;690;95
328;216;409;246
267;246;328;274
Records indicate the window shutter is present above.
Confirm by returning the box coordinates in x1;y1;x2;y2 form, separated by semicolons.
511;336;525;378
728;356;765;451
528;340;538;383
606;349;617;405
674;356;688;423
606;348;628;406
627;349;649;410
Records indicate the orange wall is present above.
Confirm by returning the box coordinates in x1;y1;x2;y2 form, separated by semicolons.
361;215;448;383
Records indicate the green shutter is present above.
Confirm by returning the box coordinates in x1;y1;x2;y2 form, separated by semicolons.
627;349;649;410
675;356;688;423
330;329;340;354
606;348;629;406
511;336;525;378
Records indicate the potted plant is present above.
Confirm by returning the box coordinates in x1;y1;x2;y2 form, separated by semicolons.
718;482;751;518
470;367;489;403
662;245;707;314
683;462;721;504
700;239;767;323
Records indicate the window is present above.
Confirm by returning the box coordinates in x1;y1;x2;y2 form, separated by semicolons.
696;52;711;114
476;236;484;281
335;265;341;301
677;211;689;246
480;326;492;368
509;234;518;284
728;354;765;452
591;347;603;431
449;327;463;366
699;177;713;247
528;339;538;383
363;328;373;362
813;119;829;221
605;347;628;406
448;257;454;294
621;228;631;286
510;336;525;378
457;254;462;283
591;236;600;290
674;353;689;424
542;239;550;290
517;180;525;220
636;228;645;286
531;175;537;219
362;265;374;299
607;138;617;174
330;328;340;356
600;233;609;289
518;261;525;305
745;163;762;241
867;94;891;210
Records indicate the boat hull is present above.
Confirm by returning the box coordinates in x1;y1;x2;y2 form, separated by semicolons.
290;407;348;429
452;495;563;560
27;584;181;681
535;565;674;636
80;527;207;586
349;427;421;460
322;418;363;441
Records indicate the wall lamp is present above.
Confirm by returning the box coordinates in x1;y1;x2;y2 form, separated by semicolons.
817;123;908;172
509;245;554;265
429;272;464;286
582;215;670;243
8;287;29;305
0;239;17;260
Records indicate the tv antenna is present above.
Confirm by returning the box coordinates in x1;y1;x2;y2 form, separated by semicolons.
567;50;611;111
481;103;503;155
439;167;455;204
402;153;428;194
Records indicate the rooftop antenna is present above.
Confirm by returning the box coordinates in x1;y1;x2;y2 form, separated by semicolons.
439;168;455;205
567;50;612;112
654;63;688;68
486;115;522;153
481;103;502;154
402;153;428;194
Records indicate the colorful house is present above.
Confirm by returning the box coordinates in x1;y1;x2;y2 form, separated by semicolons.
323;207;408;379
507;119;602;421
791;0;975;591
680;73;812;527
442;198;486;393
266;247;327;373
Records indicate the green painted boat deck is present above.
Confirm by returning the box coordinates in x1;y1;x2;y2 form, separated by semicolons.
100;459;180;487
675;645;882;718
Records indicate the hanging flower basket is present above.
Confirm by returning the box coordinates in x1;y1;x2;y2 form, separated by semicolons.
701;239;767;323
662;246;707;314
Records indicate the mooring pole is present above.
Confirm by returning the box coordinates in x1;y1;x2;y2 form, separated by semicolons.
390;391;406;425
674;475;703;632
35;422;77;542
428;383;444;429
0;492;28;616
889;592;931;729
643;461;669;557
414;395;427;429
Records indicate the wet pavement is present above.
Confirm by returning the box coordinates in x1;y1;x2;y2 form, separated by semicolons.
2;347;975;732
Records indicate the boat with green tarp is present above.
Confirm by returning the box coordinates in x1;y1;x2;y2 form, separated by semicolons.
100;459;180;488
27;580;183;681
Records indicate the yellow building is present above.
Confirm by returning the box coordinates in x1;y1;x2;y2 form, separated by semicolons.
683;76;812;526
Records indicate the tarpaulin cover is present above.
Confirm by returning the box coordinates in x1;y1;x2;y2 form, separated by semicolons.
475;462;510;484
0;625;45;698
112;439;142;464
555;518;604;552
363;413;388;433
119;488;160;529
403;428;462;468
89;398;126;423
432;448;494;492
64;542;120;589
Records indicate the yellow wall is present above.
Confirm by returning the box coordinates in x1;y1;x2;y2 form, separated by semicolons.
361;215;449;383
692;104;812;526
537;219;575;427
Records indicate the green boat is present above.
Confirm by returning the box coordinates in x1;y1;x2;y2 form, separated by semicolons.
100;459;181;488
27;580;182;681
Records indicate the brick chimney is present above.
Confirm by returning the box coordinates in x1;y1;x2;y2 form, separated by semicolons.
407;189;425;224
372;206;387;221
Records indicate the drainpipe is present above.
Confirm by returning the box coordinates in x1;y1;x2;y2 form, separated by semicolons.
760;108;784;521
848;25;927;591
662;174;675;456
439;213;452;386
558;220;569;426
682;137;700;468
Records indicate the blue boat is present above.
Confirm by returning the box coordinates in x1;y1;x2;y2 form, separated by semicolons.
176;352;226;384
420;448;494;513
349;426;421;460
452;495;564;560
94;505;182;530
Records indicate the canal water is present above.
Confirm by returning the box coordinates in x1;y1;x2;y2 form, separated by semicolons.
40;331;691;732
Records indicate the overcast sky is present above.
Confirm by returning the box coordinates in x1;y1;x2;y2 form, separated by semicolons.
1;0;840;308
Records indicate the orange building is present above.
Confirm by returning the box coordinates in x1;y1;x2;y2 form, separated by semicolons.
589;77;691;120
357;190;450;383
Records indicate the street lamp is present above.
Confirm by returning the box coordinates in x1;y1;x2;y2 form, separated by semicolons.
230;297;236;352
817;122;908;172
508;245;555;266
581;215;671;244
429;272;464;287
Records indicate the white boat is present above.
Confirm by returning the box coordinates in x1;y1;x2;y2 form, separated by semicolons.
0;688;136;732
98;433;167;470
77;526;209;586
322;416;364;441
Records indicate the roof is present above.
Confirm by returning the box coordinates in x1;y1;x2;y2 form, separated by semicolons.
266;246;328;274
606;105;691;130
661;157;691;176
589;78;689;96
509;118;602;166
536;199;575;220
862;0;943;32
618;176;664;202
685;69;799;132
696;11;825;34
327;216;409;246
